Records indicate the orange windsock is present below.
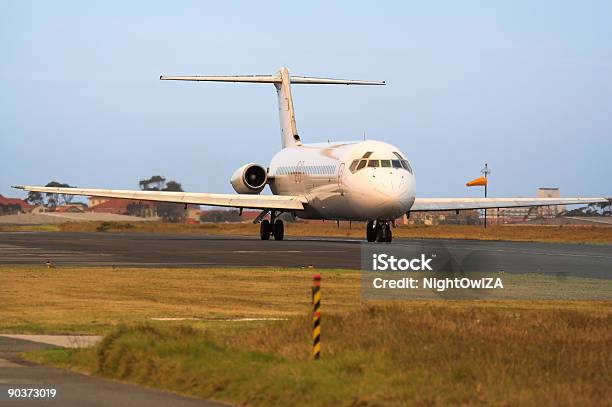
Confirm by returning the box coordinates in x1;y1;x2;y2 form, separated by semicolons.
466;176;488;187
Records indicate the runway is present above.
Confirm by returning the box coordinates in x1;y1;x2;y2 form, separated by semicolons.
0;232;611;279
0;335;224;407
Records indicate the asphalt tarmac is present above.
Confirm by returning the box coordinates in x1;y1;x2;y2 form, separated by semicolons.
0;231;611;279
0;335;224;407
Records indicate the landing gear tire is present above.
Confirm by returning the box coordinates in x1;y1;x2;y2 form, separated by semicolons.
376;222;393;243
366;220;377;242
384;224;392;243
376;224;384;242
273;219;284;241
260;219;271;240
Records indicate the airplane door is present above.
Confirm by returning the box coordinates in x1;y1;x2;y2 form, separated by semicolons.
337;163;345;196
295;160;304;184
297;161;306;193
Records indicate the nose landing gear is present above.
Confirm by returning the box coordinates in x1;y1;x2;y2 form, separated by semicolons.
366;220;393;243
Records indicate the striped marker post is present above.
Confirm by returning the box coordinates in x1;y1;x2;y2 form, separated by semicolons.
312;274;321;360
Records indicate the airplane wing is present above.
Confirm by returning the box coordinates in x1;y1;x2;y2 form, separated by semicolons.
411;197;608;212
13;186;306;211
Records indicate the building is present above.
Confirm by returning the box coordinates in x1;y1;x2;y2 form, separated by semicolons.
185;207;202;224
403;210;481;226
537;187;565;218
0;194;32;214
494;187;565;223
54;203;87;213
88;197;155;217
88;197;108;208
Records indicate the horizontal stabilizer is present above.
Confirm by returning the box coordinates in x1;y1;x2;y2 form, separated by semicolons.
161;67;385;148
160;75;385;86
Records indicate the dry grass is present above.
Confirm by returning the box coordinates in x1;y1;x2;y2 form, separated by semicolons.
0;266;359;334
1;266;608;334
3;219;612;244
28;305;612;406
4;265;610;405
394;224;612;244
0;224;61;232
27;221;612;244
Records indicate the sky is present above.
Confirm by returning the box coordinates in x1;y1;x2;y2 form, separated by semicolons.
1;0;611;201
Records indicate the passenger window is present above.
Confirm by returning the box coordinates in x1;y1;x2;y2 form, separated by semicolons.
368;160;379;168
392;160;402;168
356;160;367;170
380;160;391;168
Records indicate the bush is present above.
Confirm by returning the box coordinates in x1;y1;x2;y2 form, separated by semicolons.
96;222;111;232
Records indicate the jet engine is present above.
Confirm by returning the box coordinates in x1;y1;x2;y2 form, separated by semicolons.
230;163;268;194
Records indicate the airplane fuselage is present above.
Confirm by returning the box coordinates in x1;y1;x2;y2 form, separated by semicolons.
269;139;416;221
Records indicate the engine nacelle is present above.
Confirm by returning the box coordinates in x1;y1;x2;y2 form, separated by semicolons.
230;163;268;194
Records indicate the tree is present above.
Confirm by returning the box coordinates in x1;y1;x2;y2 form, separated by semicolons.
0;204;21;215
41;181;74;208
594;199;612;216
200;210;242;223
126;201;153;218
165;181;182;192
563;199;612;217
138;175;185;222
139;175;166;191
25;191;44;206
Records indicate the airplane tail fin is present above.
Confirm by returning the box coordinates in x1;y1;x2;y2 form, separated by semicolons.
161;67;385;148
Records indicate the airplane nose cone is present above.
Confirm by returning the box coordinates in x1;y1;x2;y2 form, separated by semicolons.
346;170;415;220
376;178;411;202
373;176;414;216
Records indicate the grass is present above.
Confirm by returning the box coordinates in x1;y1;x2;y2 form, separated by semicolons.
3;220;612;244
1;265;610;405
0;224;61;232
27;306;612;406
0;266;359;334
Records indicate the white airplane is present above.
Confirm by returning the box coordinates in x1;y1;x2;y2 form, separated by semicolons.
14;67;607;242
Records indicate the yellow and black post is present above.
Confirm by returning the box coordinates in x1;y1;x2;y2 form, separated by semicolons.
312;274;321;360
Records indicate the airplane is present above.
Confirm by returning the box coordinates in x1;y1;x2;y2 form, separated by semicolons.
14;67;608;243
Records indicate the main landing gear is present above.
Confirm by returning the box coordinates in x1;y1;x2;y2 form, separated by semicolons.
366;220;392;243
259;211;284;240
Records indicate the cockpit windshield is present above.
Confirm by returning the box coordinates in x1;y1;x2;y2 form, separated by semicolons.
349;153;413;174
